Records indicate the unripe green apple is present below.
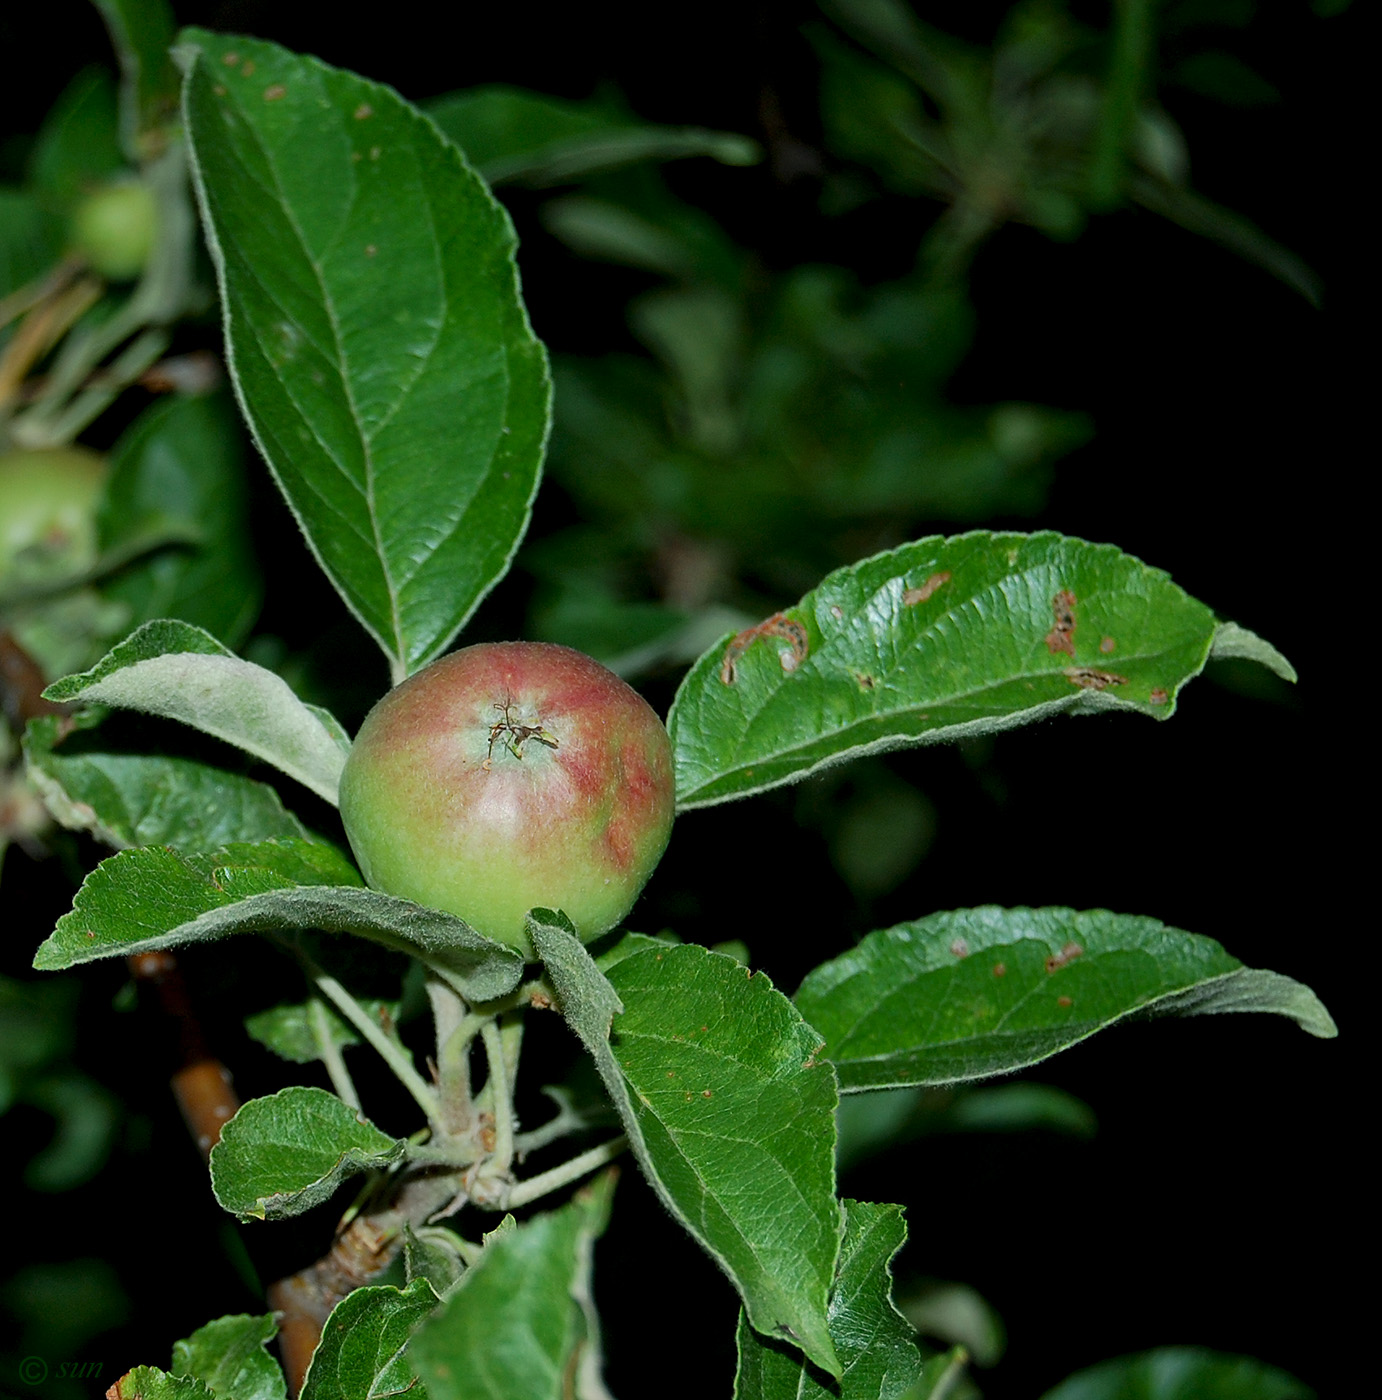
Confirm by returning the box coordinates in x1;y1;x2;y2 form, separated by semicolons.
0;446;107;587
70;179;157;281
339;642;676;959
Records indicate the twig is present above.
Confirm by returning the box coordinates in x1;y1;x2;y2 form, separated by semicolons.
505;1137;629;1209
307;996;359;1110
127;950;241;1160
307;964;439;1125
480;1020;515;1176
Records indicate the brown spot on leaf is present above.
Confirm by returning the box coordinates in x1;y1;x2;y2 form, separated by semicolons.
1149;687;1169;706
241;59;256;76
213;84;227;96
264;84;287;101
856;672;875;690
1058;995;1073;1008
1046;589;1077;656
354;103;374;120
365;244;377;257
993;962;1007;977
702;1089;712;1098
1100;636;1116;653
1046;941;1084;973
903;571;951;606
720;612;809;683
223;51;240;65
1065;667;1127;691
369;145;381;160
830;604;844;620
950;938;969;958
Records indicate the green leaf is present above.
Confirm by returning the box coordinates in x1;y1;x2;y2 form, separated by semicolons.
26;67;126;208
92;0;180;161
177;30;551;682
794;907;1337;1093
99;393;263;647
669;531;1285;810
0;189;64;301
901;1348;972;1400
23;711;310;851
300;1279;437;1400
43;620;350;804
107;1367;217;1400
1209;620;1297;682
1041;1346;1314;1400
410;1172;614;1400
209;1086;405;1220
171;1313;286;1400
427;85;759;187
32;837;524;1002
244;997;396;1065
734;1199;924;1399
403;1223;467;1297
530;915;842;1379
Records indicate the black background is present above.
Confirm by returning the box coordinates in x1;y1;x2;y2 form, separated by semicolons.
2;3;1362;1396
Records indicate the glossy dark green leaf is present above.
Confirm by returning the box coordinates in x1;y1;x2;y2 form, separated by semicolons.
24;711;309;851
44;620;350;804
99;392;262;647
1041;1346;1314;1400
209;1086;405;1220
531;915;842;1379
32;837;525;1002
171;1313;286;1400
178;30;550;682
734;1199;924;1399
92;0;180;161
410;1172;614;1400
428;85;759;187
300;1280;438;1400
794;907;1337;1093
669;531;1293;809
107;1367;216;1400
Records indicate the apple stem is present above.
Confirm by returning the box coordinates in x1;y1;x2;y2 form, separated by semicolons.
505;1136;630;1209
480;1019;517;1176
307;995;360;1110
427;978;480;1136
306;960;440;1124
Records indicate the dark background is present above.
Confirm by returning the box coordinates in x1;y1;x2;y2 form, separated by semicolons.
2;3;1361;1397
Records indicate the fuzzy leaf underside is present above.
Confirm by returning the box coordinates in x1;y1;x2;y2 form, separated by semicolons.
33;838;524;1002
43;620;350;804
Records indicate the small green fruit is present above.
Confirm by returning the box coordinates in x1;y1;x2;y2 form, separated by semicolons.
70;179;157;281
339;642;676;959
0;447;107;587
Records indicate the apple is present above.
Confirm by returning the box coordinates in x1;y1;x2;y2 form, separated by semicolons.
339;642;676;959
70;179;158;282
0;446;107;588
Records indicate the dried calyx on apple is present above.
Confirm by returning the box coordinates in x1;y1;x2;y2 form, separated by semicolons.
339;642;676;959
